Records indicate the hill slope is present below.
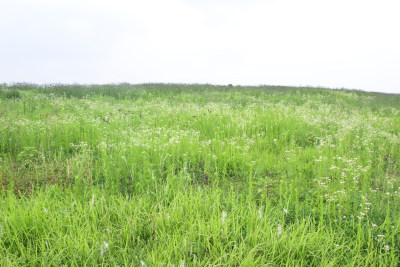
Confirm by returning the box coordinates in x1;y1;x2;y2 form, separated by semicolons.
1;84;399;265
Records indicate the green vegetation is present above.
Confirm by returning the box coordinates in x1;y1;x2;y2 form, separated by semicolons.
1;84;400;266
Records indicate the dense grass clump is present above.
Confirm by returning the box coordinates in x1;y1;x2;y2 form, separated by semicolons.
0;87;21;100
0;84;400;265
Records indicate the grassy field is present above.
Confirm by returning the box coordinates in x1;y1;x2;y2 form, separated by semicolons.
1;84;400;266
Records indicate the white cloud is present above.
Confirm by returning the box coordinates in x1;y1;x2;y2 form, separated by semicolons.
0;0;399;92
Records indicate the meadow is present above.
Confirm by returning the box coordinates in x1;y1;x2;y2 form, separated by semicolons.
0;83;400;266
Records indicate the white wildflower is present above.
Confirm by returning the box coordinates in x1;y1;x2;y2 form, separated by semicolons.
335;244;339;247
101;241;109;256
277;224;282;237
383;245;390;251
140;260;146;266
222;211;227;224
283;208;288;215
372;223;377;227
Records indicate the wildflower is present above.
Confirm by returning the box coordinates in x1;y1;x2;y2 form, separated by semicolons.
101;241;109;256
140;260;146;266
372;223;377;227
121;155;127;164
277;224;282;237
258;210;262;220
283;208;288;215
222;211;227;224
383;245;390;251
335;244;339;247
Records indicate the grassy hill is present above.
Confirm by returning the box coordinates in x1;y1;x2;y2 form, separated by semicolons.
1;84;399;265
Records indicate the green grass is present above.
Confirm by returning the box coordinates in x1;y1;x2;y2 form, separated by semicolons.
1;84;400;266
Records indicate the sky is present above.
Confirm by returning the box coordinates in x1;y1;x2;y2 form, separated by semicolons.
1;0;399;93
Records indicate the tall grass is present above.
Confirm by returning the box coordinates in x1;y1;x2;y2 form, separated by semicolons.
0;84;399;265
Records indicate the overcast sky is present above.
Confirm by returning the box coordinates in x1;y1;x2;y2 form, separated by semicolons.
1;0;399;93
